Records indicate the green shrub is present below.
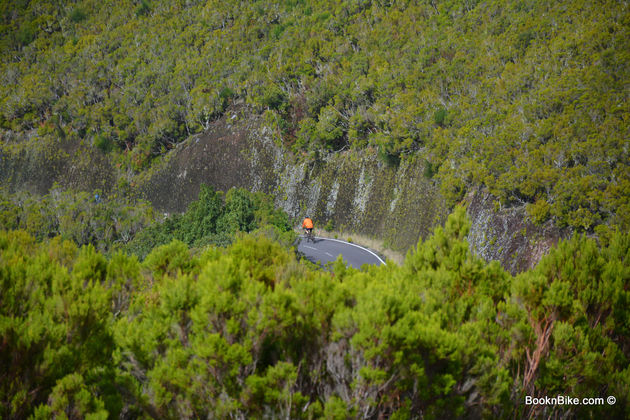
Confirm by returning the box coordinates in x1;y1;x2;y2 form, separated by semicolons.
1;209;628;418
423;159;438;179
434;108;447;126
16;21;37;46
135;0;151;16
93;135;113;153
527;199;551;224
125;185;293;259
69;8;87;23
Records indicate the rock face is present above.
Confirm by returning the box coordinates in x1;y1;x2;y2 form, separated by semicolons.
0;138;115;195
466;191;567;274
0;110;566;272
140;111;447;252
139;111;566;271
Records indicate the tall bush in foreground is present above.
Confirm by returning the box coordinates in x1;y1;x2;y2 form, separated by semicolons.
1;208;628;418
0;232;122;418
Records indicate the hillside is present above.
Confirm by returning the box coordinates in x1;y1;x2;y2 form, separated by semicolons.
1;0;628;237
1;3;630;417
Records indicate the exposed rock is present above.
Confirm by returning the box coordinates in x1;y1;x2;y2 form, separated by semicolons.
139;112;447;253
0;138;115;195
466;190;568;273
139;117;253;213
1;109;566;273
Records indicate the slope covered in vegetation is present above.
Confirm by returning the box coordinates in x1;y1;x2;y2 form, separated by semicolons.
1;208;628;419
2;2;629;417
0;184;293;256
1;0;628;235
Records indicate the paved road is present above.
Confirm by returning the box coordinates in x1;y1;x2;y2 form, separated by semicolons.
297;236;385;269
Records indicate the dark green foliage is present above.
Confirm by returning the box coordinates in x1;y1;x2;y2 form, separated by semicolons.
219;86;235;107
16;21;36;46
1;208;629;418
433;108;447;127
423;159;438;179
126;184;293;259
0;186;154;253
378;146;401;167
135;0;151;17
69;7;87;23
94;134;113;153
258;84;287;112
216;187;256;234
181;184;225;241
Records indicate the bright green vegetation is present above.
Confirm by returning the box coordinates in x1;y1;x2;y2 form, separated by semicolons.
0;185;155;252
1;208;628;418
1;0;628;233
0;184;293;257
125;184;294;258
2;2;628;417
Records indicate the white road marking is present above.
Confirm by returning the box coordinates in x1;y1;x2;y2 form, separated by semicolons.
313;237;386;264
303;245;318;250
325;252;333;257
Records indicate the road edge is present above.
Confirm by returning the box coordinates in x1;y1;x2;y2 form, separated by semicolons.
312;237;386;265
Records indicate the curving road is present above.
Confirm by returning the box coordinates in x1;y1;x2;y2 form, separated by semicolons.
297;236;385;269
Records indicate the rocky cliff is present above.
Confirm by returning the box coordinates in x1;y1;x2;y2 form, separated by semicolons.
0;137;115;195
139;109;566;271
139;109;445;252
1;109;565;272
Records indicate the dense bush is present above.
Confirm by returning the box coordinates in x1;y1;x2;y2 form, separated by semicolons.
125;184;294;259
1;209;628;418
0;184;293;259
0;186;154;253
0;0;627;233
0;231;123;418
1;0;628;415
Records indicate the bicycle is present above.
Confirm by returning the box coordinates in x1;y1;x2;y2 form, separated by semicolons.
304;228;314;243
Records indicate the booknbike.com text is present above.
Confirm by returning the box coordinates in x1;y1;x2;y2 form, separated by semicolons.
525;395;616;406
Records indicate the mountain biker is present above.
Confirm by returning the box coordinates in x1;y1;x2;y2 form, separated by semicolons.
302;217;314;238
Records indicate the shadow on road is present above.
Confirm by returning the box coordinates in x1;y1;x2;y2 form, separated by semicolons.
295;249;326;268
299;236;321;244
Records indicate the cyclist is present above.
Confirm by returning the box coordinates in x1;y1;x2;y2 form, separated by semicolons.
302;217;314;240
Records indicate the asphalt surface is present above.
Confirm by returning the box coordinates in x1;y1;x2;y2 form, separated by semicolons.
297;236;385;269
